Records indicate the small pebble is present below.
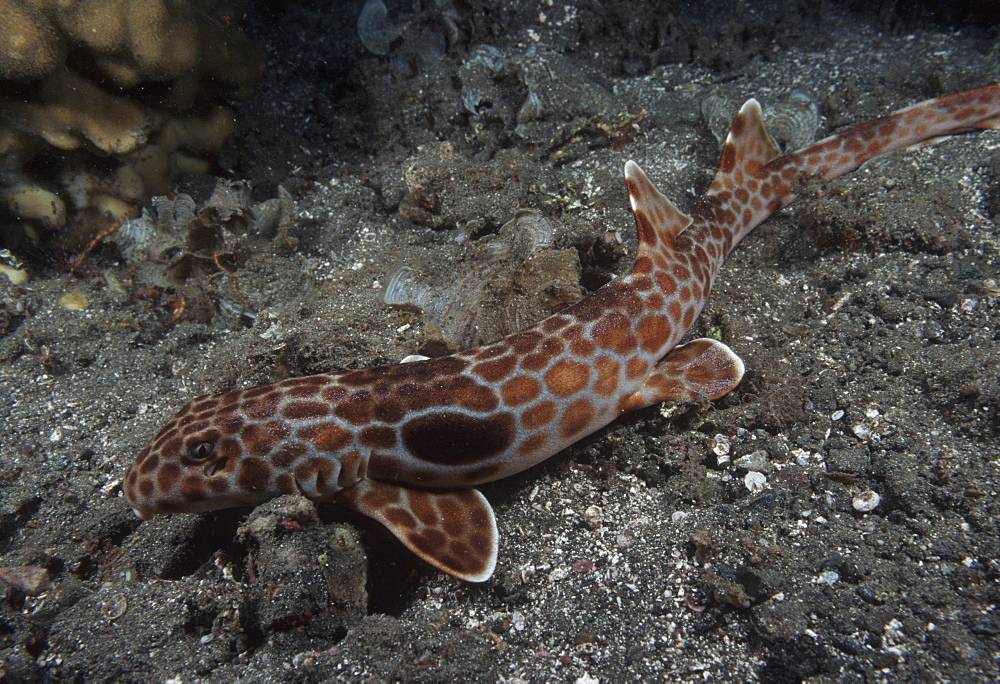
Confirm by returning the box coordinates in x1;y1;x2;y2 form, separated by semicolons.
816;569;840;586
0;566;51;595
733;450;768;472
853;490;881;512
59;291;89;310
0;264;28;285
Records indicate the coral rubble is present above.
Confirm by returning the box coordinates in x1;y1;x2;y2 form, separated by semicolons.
0;0;264;248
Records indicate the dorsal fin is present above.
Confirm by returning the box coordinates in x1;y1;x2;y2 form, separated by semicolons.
624;160;692;256
707;98;781;198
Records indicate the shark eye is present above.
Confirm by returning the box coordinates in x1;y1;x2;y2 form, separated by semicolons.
188;441;215;461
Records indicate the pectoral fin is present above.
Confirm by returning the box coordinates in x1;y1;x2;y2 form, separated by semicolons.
621;338;745;411
336;479;498;582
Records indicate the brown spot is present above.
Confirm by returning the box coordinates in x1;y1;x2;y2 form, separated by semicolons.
646;292;665;310
592;312;636;355
667;300;683;322
282;401;329;420
655;272;677;296
451;377;500;412
359;425;397;449
636;315;670;353
718;142;736;174
373;399;406;423
632;275;653;292
544;358;591;397
571;285;627;322
593;356;620;397
437;495;467;536
500;376;542;407
322;385;348;403
298;421;353;453
541;337;565;357
208;478;230;494
243;385;273;399
139;453;160;475
274;473;295;494
474;344;508;360
561;398;595;438
569;337;596;358
384;506;418;532
410;494;438;527
541;316;572;333
285;385;322;399
138;479;155;499
521;352;549;372
156;462;182;492
163;436;183;456
626;357;650;380
236;457;271;492
682;307;695;328
241;421;291;456
401;412;515;465
182;420;210;435
632;256;653;274
411;527;447;553
359;481;402;509
518;432;549;456
216;413;245;435
334;390;374;425
271;441;307;468
521;401;557;430
632;209;659;247
218;436;242;460
507;330;543;354
179;477;207;502
243;395;280;420
625;176;643;202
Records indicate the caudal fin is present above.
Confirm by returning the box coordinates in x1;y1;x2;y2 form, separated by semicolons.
768;83;1000;200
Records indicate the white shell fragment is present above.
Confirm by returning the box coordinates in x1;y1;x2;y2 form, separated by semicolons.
852;490;881;512
584;505;603;529
702;90;819;153
744;471;767;493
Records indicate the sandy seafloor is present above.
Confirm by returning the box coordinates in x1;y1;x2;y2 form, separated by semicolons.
2;0;999;681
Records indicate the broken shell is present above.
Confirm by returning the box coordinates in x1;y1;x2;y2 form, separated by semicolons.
702;90;819;153
584;505;603;530
852;490;881;512
744;471;767;493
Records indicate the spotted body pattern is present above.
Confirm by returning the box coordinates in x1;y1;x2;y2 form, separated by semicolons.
125;85;1000;581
